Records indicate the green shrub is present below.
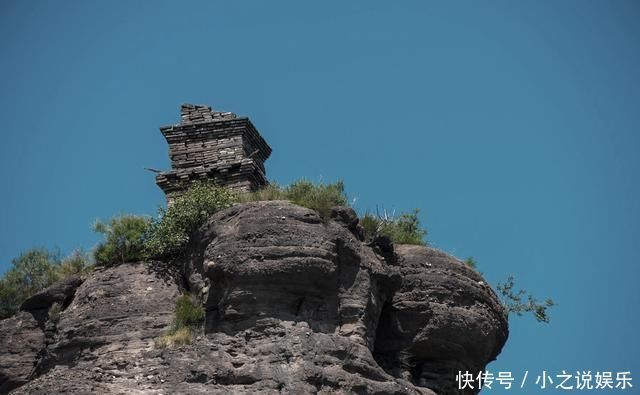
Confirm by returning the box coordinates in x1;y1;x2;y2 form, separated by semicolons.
144;182;237;259
361;209;427;245
0;248;91;319
464;257;477;269
156;294;205;349
240;179;348;220
174;294;205;329
146;179;347;258
496;275;555;323
93;215;151;266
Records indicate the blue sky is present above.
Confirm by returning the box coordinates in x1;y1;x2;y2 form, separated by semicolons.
1;1;638;393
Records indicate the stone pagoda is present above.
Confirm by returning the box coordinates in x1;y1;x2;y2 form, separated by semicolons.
155;104;271;201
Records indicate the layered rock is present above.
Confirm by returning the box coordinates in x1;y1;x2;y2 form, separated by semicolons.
0;276;84;393
0;312;45;393
7;263;179;394
374;245;508;394
1;201;508;395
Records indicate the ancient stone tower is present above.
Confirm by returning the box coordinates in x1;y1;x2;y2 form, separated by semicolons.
155;104;271;200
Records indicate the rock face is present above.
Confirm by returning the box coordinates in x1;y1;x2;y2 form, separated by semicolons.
1;201;508;395
0;312;45;393
374;245;508;394
0;276;84;393
6;263;179;394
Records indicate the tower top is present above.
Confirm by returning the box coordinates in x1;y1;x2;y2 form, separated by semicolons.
155;104;272;200
179;103;237;124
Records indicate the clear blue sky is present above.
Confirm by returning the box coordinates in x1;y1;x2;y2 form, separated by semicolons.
1;1;638;393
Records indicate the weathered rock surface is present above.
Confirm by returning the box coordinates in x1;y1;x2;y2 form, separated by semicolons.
374;245;508;394
0;312;45;393
1;201;508;394
8;263;180;394
0;276;84;393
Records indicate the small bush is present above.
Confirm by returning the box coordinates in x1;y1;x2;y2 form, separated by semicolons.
239;179;348;220
144;182;237;259
496;275;555;323
93;215;151;266
361;209;427;245
156;294;204;349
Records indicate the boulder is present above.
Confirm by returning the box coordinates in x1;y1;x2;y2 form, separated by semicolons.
374;245;509;394
330;205;365;240
20;276;83;312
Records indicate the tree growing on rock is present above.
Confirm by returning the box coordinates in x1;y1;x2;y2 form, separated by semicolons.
496;274;555;323
93;215;151;265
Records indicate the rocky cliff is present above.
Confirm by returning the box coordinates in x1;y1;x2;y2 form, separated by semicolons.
0;201;508;395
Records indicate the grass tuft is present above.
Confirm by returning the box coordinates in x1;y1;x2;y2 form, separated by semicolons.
155;327;194;348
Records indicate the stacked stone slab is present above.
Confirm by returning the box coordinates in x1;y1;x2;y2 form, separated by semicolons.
156;104;271;200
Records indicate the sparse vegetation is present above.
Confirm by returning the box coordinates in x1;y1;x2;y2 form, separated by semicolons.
156;294;205;349
241;181;426;244
0;248;92;319
462;259;554;323
48;302;62;323
360;209;427;245
238;183;284;202
174;294;206;328
156;327;194;348
283;180;347;219
464;257;477;269
93;215;151;266
94;180;350;261
57;249;93;277
144;179;423;259
144;182;237;259
239;179;347;220
496;275;555;323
